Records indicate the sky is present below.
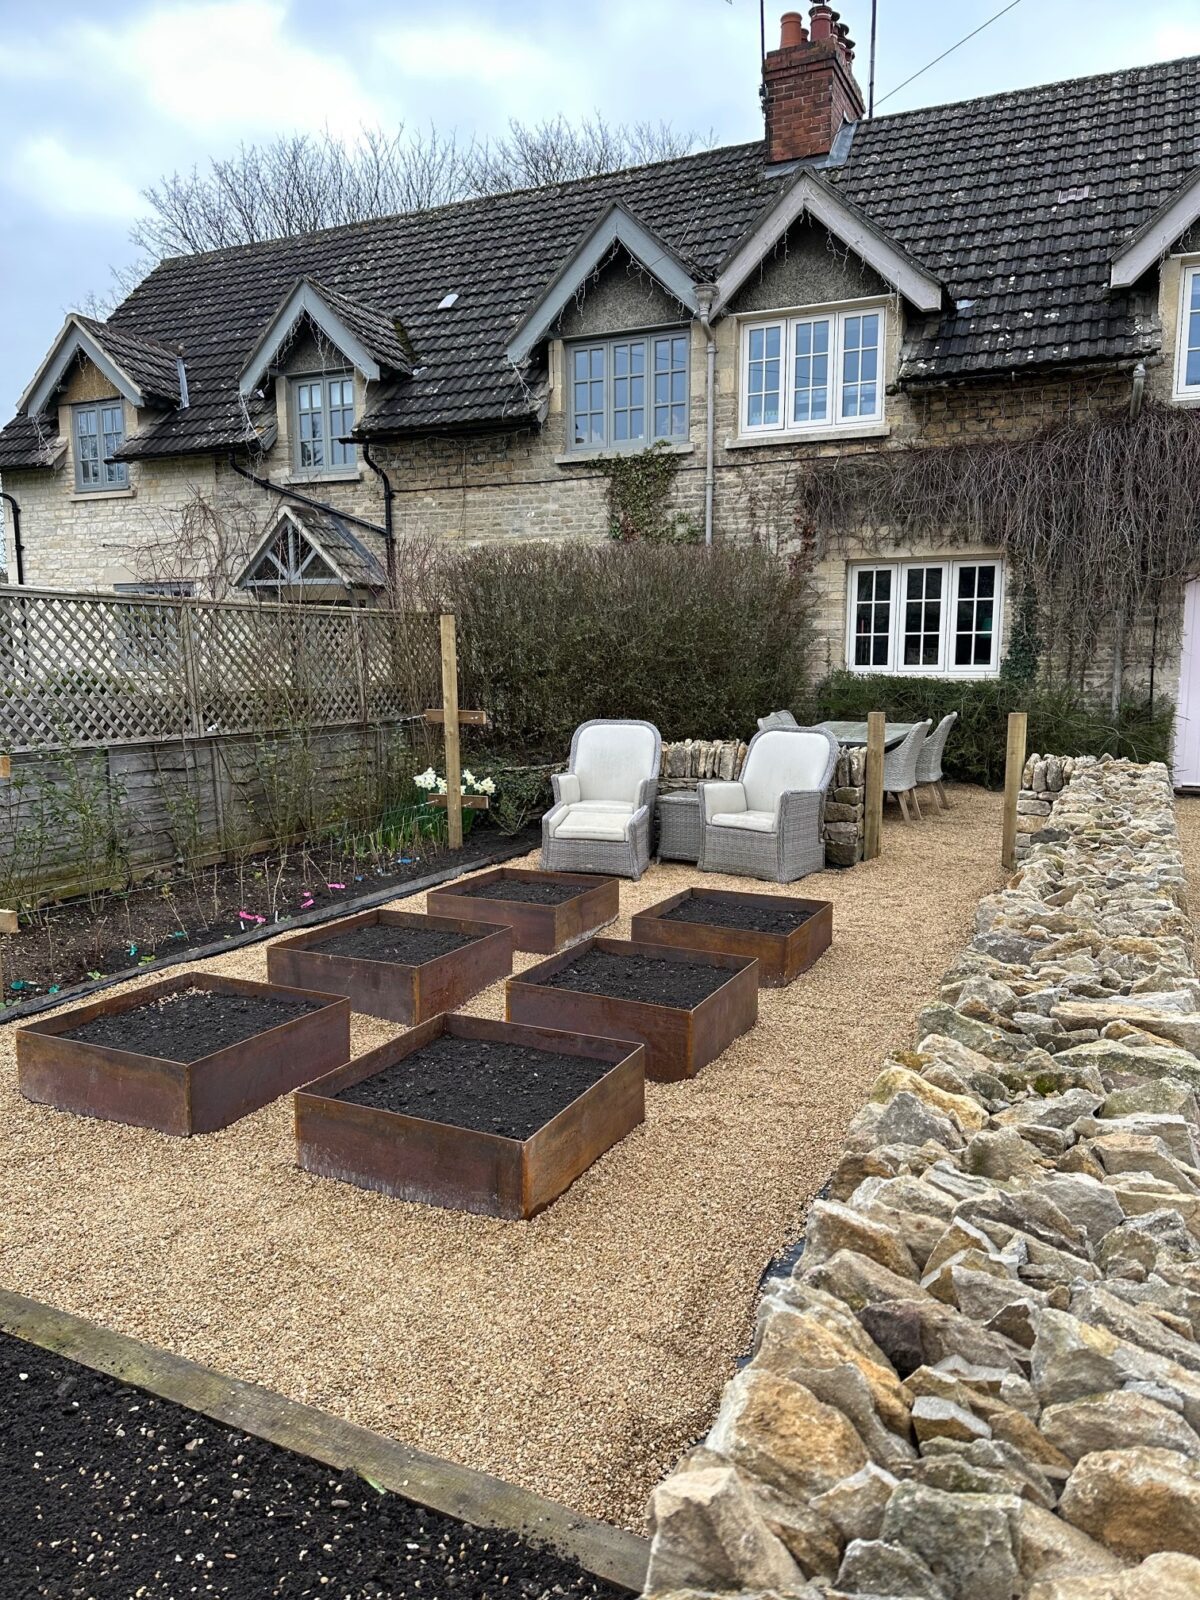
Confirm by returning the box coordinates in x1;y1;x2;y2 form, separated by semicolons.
1;0;1199;410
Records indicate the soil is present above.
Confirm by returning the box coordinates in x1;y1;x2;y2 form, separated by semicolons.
663;895;821;935
541;950;731;1008
307;923;476;964
0;1328;622;1600
0;826;539;1012
61;987;321;1063
337;1035;610;1139
463;879;581;906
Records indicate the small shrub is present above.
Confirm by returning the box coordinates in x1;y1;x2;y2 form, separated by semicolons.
802;671;1174;788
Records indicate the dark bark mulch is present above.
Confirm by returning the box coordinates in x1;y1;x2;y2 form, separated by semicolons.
61;988;320;1063
336;1035;608;1139
0;1328;623;1599
307;924;476;964
541;951;730;1008
462;880;580;906
663;896;820;935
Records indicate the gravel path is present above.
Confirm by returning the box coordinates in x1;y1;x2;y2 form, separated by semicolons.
0;785;1001;1530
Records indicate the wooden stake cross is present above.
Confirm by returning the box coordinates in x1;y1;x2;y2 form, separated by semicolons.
423;612;489;850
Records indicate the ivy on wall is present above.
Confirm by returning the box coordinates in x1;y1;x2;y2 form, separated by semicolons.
588;442;701;544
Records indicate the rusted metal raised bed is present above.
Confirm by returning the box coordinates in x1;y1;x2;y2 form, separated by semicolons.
505;936;758;1083
265;908;513;1023
630;887;832;986
16;972;351;1136
425;867;619;954
294;1014;646;1219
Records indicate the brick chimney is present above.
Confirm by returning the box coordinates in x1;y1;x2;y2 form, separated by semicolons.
763;6;865;165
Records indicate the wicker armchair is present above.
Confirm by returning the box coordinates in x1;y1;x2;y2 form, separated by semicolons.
541;719;661;880
883;719;933;820
757;709;800;732
698;726;838;883
916;711;958;809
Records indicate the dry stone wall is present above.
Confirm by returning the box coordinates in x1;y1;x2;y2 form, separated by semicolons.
645;756;1200;1599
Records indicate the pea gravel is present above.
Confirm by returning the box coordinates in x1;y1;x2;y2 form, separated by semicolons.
0;784;1001;1530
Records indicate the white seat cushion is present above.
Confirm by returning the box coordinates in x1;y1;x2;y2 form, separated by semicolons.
552;805;633;842
574;723;658;804
710;810;776;832
567;801;634;815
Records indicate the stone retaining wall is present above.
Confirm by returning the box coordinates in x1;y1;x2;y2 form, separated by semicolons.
1014;754;1079;863
645;755;1200;1599
660;739;865;867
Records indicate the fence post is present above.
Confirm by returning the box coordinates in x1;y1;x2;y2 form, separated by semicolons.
179;604;204;739
439;611;463;850
863;711;885;861
1001;710;1028;871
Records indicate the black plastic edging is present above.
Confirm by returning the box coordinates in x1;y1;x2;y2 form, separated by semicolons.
0;834;535;1026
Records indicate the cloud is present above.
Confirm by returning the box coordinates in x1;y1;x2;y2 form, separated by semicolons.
5;135;143;220
373;21;554;88
1153;21;1200;56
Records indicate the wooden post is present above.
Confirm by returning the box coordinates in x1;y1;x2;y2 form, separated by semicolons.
1001;710;1028;872
0;754;14;931
439;611;463;850
863;711;884;862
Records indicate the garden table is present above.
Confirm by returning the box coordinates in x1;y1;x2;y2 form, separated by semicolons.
817;719;918;750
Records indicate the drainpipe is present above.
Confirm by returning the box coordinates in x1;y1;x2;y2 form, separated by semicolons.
1130;360;1146;420
695;282;718;548
226;453;385;538
0;489;25;585
361;442;397;594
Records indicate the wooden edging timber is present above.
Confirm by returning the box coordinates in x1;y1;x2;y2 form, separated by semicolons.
0;1287;650;1593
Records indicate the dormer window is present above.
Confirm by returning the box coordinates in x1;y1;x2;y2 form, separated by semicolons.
566;332;690;452
740;302;884;436
74;400;127;491
1175;262;1200;400
293;372;356;473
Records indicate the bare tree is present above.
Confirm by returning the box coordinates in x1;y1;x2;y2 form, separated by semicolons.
129;117;709;261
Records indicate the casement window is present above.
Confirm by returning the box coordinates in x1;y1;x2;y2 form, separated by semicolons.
567;331;690;451
1175;263;1200;399
292;372;356;472
847;559;1003;677
741;304;884;434
74;400;128;491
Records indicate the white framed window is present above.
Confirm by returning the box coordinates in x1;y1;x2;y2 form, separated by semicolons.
1174;262;1200;399
292;372;356;472
741;302;885;435
74;399;127;491
567;330;690;451
847;559;1004;677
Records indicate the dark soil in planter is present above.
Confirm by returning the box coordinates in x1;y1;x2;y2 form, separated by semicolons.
663;898;817;935
542;951;731;1008
61;987;320;1062
336;1035;609;1140
0;1328;622;1600
308;923;475;964
462;880;581;906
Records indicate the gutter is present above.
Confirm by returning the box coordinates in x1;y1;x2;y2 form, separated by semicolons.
226;452;386;539
0;489;25;584
361;442;398;593
695;283;718;548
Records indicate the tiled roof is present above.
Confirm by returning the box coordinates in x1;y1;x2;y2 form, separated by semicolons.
3;51;1199;468
289;505;386;588
75;316;184;405
305;281;413;376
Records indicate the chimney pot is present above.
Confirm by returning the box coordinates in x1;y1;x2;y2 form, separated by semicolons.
809;3;835;41
780;11;807;48
762;5;864;163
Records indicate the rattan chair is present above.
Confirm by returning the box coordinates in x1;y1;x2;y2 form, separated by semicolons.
917;711;958;809
883;719;933;820
541;719;661;880
757;709;800;732
697;726;838;883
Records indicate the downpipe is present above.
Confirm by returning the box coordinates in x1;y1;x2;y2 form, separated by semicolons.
1;489;25;584
695;283;718;548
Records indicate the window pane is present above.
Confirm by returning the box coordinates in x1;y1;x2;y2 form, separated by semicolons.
100;403;127;487
651;334;688;440
841;311;881;420
572;345;606;445
792;317;830;425
296;379;325;468
746;324;782;428
76;407;100;486
327;375;355;468
901;565;943;668
852;567;892;669
1188;268;1200;387
952;563;998;670
610;341;645;444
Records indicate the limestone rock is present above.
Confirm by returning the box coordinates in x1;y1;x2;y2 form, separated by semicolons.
911;1394;991;1445
801;1201;919;1281
707;1368;869;1504
1015;1500;1131;1585
964;1126;1052;1181
752;1301;911;1436
870;1061;989;1134
646;1465;808;1594
835;1537;946;1598
1041;1390;1200;1462
1059;1447;1200;1560
878;1483;1020;1600
1027;1552;1200;1599
812;1462;898;1547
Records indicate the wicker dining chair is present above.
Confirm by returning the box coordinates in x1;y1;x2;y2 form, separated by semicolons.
541;719;661;880
697;726;839;883
916;711;958;809
883;719;933;820
757;709;801;732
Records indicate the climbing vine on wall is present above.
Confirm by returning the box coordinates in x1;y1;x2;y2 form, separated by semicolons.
591;442;700;544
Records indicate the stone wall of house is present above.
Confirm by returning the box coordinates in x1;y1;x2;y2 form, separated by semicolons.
644;755;1200;1598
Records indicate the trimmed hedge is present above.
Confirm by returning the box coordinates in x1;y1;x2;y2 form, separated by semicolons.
802;671;1174;789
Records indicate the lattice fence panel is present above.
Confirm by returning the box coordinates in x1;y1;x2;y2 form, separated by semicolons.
0;587;442;753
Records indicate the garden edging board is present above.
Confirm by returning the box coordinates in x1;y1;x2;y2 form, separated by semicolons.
0;1285;649;1593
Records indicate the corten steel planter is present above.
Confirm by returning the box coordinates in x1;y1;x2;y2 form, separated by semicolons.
505;936;759;1083
266;908;513;1024
425;867;619;954
629;888;833;987
294;1014;646;1219
16;972;351;1136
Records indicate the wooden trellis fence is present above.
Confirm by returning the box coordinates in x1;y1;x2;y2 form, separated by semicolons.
0;587;442;753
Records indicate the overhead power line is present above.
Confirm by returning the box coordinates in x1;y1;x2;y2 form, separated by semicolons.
874;0;1024;111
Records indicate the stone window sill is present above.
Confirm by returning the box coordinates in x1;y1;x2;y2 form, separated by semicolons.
724;423;891;448
70;487;135;502
554;441;694;466
281;470;364;486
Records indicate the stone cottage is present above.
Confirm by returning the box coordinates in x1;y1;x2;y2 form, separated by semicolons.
3;9;1200;754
